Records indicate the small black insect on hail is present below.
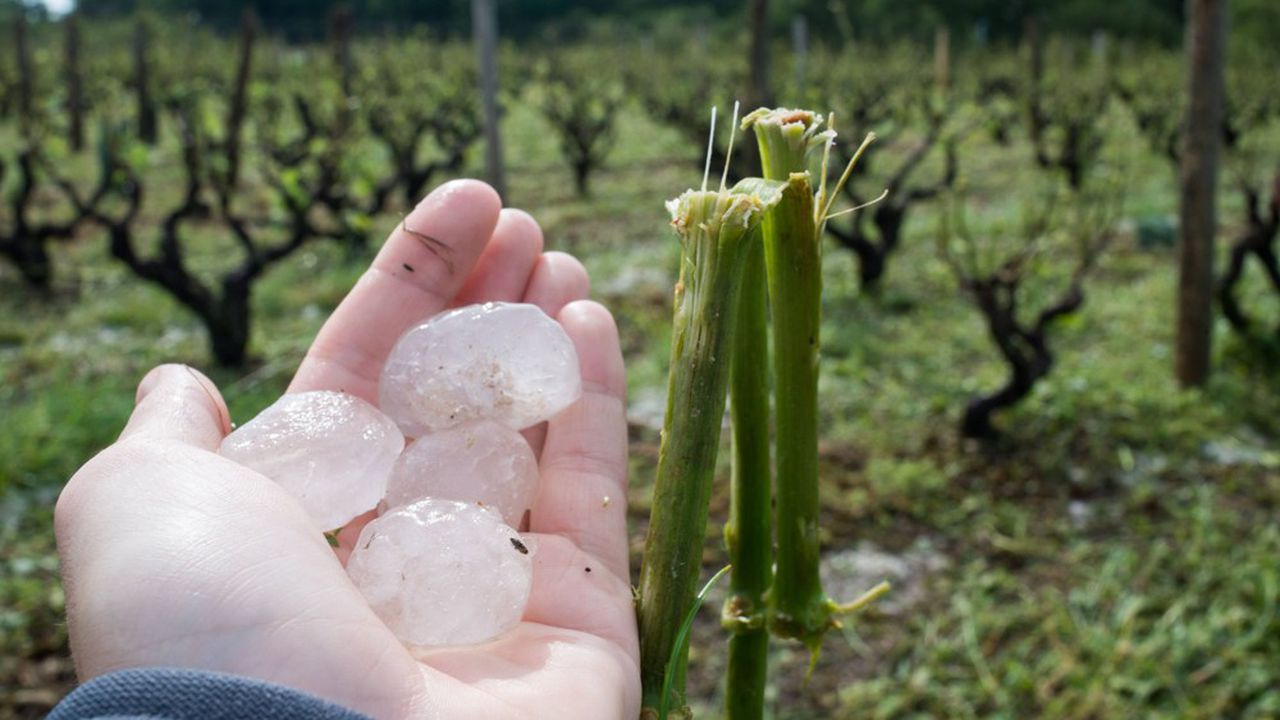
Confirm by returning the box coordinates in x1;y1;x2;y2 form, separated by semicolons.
584;567;592;573
402;263;415;272
510;538;529;554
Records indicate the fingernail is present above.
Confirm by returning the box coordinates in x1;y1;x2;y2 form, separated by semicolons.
134;364;231;434
135;364;184;405
180;365;232;434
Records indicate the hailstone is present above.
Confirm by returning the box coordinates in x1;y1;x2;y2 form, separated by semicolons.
220;391;403;531
382;419;539;527
379;302;582;437
346;498;534;647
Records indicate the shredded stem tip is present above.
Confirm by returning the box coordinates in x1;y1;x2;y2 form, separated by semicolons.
820;131;877;224
825;188;889;221
702;106;717;192
720;101;741;193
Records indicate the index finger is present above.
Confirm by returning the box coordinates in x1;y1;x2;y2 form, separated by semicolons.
289;180;502;403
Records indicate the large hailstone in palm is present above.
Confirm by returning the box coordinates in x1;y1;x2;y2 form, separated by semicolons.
379;302;582;437
346;498;534;647
382;419;539;527
219;391;403;531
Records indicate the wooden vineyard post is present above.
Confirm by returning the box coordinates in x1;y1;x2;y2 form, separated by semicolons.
792;15;808;92
472;0;506;200
15;12;33;138
934;26;951;95
65;13;84;151
1175;0;1227;387
133;16;157;145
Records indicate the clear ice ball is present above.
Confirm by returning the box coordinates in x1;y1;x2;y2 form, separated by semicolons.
220;391;403;531
382;419;539;527
379;302;582;437
347;498;534;647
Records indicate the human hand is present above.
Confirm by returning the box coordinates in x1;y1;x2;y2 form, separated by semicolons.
55;180;640;719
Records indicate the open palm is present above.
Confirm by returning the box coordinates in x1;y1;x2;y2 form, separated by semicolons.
55;180;640;719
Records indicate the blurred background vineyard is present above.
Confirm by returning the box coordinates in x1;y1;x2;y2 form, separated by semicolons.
2;0;1279;717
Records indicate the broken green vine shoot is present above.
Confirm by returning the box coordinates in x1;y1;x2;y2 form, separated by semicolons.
742;107;885;657
637;103;786;719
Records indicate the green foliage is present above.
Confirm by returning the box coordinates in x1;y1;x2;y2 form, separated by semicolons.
803;0;1184;46
865;457;947;509
839;486;1280;719
800;44;925;135
0;509;64;668
626;48;745;178
529;49;625;197
3;23;1280;720
660;565;732;720
1231;0;1280;55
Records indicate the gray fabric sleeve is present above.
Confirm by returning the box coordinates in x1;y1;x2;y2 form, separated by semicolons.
47;667;374;720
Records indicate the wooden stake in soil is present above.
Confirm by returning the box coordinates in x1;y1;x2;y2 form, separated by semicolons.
133;16;157;145
1175;0;1228;387
65;13;84;152
15;13;34;138
934;26;951;95
472;0;506;199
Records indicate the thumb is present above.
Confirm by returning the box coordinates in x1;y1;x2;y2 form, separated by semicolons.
118;364;231;451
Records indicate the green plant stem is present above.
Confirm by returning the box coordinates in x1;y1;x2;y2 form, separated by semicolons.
741;108;836;651
759;172;830;651
638;187;778;718
723;241;773;720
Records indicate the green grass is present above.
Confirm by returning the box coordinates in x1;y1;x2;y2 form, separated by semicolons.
3;80;1280;720
840;485;1280;719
